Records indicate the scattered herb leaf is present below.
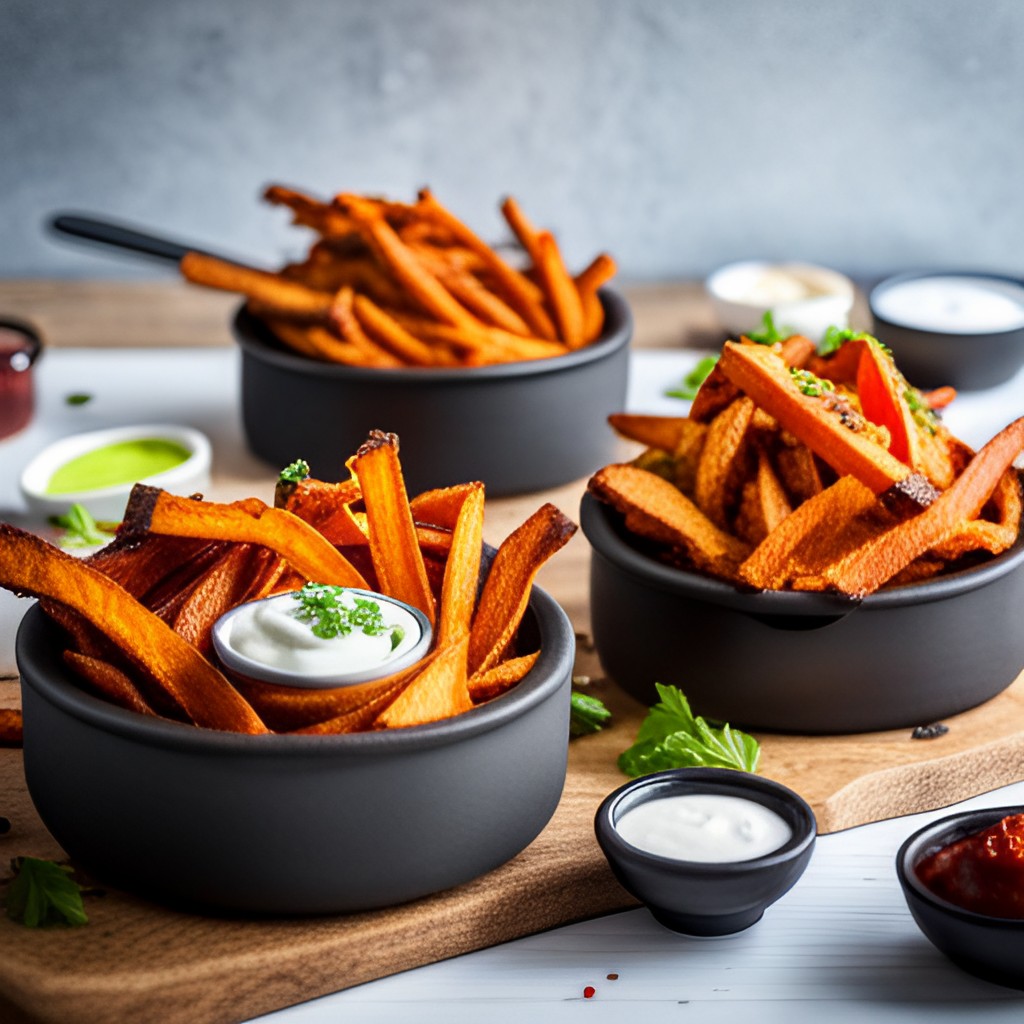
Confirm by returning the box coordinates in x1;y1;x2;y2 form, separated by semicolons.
746;310;792;346
617;683;760;778
666;355;719;401
5;857;89;928
64;393;93;407
570;691;612;737
789;366;836;398
817;326;875;356
292;583;404;648
50;504;116;549
279;459;310;484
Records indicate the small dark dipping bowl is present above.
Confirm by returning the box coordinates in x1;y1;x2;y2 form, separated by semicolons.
16;587;574;915
897;806;1024;990
595;768;816;936
581;491;1024;735
233;288;632;497
869;271;1024;390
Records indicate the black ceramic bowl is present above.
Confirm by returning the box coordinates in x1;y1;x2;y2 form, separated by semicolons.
233;289;632;496
581;491;1024;735
15;587;574;915
870;271;1024;390
595;768;816;936
897;806;1024;990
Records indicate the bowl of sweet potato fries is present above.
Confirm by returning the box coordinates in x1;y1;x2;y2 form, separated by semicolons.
582;331;1024;734
179;185;631;496
8;432;577;913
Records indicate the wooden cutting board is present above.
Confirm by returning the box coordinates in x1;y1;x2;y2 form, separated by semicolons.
3;646;1024;1024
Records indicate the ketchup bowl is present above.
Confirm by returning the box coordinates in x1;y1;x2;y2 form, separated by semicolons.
897;807;1024;990
15;583;574;915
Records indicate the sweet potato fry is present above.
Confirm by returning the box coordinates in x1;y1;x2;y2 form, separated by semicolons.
123;486;369;590
437;482;485;646
352;292;449;367
774;441;825;504
718;341;937;505
536;231;585;349
328;287;404;367
469;650;540;703
608;413;694;453
0;524;267;733
63;651;155;716
574;253;616;342
375;635;472;729
588;464;751;581
694;397;756;528
0;708;23;746
291;678;413;734
347;431;437;626
931;468;1022;559
818;419;1024;596
467;504;577;675
263;184;359;238
734;449;794;545
181;252;333;320
409;483;479;531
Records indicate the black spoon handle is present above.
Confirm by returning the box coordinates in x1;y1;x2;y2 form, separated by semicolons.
47;213;209;265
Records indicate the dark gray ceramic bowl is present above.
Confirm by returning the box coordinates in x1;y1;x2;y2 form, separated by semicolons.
870;271;1024;390
581;491;1024;734
595;768;816;936
15;586;574;915
897;806;1024;990
233;289;632;496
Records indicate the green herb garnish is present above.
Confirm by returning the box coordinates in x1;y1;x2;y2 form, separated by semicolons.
279;459;310;484
570;691;612;737
292;583;404;649
49;503;116;549
789;366;835;398
666;355;719;401
746;310;793;346
5;857;89;928
617;683;760;778
64;393;93;407
817;326;880;356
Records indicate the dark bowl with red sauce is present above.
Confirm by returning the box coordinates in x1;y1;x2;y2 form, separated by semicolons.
897;806;1024;990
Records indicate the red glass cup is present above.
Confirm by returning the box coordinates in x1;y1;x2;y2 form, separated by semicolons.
0;318;42;440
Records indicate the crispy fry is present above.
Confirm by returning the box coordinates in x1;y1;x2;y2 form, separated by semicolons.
347;431;437;626
328;287;404;367
588;463;751;581
181;252;333;320
694;397;756;528
123;485;369;590
63;652;155;716
469;650;540;702
734;449;794;545
608;413;693;453
718;341;936;504
816;420;1024;596
375;635;472;729
574;253;616;342
535;231;585;349
0;524;267;733
352;292;449;367
0;708;23;746
931;468;1022;559
467;503;578;675
437;482;485;646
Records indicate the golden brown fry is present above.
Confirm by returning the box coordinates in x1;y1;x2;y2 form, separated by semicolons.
574;253;616;342
469;650;540;702
352;292;449;367
0;524;267;733
329;287;404;367
588;463;751;581
375;635;472;729
437;482;485;646
63;651;155;716
347;431;437;626
694;398;756;529
535;231;585;349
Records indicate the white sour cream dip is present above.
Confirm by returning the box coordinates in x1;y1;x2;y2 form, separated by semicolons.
218;589;423;681
615;793;792;863
873;275;1024;334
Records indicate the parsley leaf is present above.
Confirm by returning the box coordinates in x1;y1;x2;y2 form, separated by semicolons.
5;857;89;927
292;583;404;648
64;393;93;407
666;355;719;401
279;459;310;484
50;504;115;549
617;683;760;778
746;310;793;346
569;691;612;737
817;325;874;356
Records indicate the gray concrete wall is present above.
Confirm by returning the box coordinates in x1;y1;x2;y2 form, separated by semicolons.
3;0;1022;281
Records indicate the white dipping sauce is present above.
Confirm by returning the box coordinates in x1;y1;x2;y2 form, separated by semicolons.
615;793;792;863
222;591;421;678
873;275;1024;334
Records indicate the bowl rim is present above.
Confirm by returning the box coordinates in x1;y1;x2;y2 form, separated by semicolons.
16;582;574;755
580;489;1024;616
232;287;632;382
705;260;856;305
595;767;817;873
869;270;1024;339
19;422;212;506
896;805;1024;927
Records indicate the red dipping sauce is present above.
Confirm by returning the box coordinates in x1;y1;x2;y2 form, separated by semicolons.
0;323;41;439
916;813;1024;918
